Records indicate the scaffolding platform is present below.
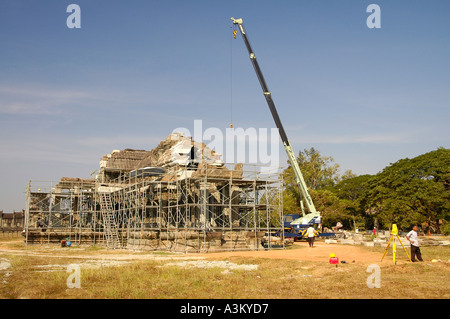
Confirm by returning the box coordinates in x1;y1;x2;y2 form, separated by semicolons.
24;163;284;252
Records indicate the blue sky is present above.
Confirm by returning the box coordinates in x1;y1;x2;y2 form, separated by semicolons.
0;0;449;212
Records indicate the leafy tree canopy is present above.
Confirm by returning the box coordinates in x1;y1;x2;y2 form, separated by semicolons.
282;147;449;233
363;148;450;231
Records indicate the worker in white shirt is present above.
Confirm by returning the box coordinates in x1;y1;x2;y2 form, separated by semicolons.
406;225;423;262
306;225;316;248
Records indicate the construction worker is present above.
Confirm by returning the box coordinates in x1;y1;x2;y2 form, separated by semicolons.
406;225;423;262
36;217;44;228
306;224;316;248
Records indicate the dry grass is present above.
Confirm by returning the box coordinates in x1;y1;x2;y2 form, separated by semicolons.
0;238;449;299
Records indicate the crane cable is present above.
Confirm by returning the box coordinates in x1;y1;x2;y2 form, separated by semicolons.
230;24;237;129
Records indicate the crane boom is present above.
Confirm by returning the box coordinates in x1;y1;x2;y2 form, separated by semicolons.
231;17;320;223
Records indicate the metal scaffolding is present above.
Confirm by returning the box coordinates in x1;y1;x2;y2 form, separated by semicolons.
24;164;284;252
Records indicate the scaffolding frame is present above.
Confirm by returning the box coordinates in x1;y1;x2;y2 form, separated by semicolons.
24;164;284;252
25;179;101;246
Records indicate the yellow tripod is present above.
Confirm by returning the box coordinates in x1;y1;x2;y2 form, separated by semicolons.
381;224;412;264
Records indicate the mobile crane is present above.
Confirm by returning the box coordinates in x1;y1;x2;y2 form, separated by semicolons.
231;17;321;233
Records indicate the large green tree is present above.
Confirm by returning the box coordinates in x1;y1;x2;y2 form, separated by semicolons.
331;174;374;229
282;147;450;233
309;189;357;229
282;147;449;233
283;147;342;192
282;147;356;228
362;148;450;232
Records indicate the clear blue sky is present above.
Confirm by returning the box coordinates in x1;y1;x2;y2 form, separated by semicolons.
1;0;449;212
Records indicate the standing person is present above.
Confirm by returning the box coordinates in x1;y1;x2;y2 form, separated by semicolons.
406;225;423;262
306;224;316;248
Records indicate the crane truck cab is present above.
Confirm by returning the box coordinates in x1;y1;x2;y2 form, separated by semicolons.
283;214;300;228
279;213;334;241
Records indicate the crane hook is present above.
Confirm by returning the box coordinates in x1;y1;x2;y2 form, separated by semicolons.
233;29;237;39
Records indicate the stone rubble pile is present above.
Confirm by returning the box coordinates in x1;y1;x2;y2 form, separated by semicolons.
325;230;449;248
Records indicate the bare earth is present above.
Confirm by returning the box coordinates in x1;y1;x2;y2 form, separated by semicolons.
0;239;402;265
196;242;385;264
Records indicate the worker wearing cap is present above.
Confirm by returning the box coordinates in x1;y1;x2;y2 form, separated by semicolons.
406;225;423;262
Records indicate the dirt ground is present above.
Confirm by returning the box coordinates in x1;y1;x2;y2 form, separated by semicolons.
197;242;386;264
0;238;409;266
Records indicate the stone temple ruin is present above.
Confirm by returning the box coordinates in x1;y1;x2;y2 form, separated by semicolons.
24;133;284;252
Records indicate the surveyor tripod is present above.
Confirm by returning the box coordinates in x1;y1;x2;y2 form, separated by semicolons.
381;224;412;264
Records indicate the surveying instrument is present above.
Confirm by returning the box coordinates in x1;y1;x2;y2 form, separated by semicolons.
381;224;412;264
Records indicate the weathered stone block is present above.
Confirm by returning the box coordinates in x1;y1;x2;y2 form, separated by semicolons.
361;241;374;247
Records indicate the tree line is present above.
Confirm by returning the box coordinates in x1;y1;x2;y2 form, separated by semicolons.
282;147;450;234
